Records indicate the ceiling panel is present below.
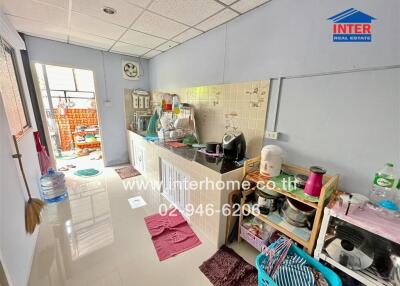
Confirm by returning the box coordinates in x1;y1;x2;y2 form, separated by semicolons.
195;8;238;32
148;0;224;26
70;12;126;40
156;40;178;52
218;0;237;5
71;0;143;28
124;0;152;9
120;29;165;49
231;0;270;13
34;0;69;9
69;30;115;50
172;28;202;43
142;49;162;59
8;15;68;42
111;41;150;56
131;11;188;39
2;0;68;27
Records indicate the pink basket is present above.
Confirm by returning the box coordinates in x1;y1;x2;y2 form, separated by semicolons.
240;225;267;252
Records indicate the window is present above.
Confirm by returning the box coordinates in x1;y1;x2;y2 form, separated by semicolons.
34;63;97;111
0;38;30;137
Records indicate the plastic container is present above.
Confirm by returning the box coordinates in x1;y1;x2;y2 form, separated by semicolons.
240;225;268;252
256;241;342;286
370;163;398;211
40;168;67;203
172;95;180;114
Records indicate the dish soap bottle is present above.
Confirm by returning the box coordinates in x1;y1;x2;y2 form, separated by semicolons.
370;163;397;210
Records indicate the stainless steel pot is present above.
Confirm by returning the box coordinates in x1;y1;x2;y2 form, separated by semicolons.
280;198;315;227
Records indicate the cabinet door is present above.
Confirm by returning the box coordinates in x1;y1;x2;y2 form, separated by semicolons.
134;145;145;174
129;137;135;166
160;159;190;217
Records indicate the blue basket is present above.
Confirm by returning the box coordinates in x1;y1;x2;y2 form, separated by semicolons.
256;242;342;286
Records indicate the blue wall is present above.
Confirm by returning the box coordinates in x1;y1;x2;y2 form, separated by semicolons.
150;0;399;88
149;0;400;194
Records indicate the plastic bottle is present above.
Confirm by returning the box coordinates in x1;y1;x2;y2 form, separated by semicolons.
172;95;180;114
395;179;400;208
370;163;397;210
40;168;67;203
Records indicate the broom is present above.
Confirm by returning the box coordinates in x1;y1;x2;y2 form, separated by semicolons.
12;135;45;234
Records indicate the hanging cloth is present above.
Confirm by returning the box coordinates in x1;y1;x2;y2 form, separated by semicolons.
33;131;52;175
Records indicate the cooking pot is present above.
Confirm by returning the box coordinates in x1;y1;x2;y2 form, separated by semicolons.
255;189;281;212
280;198;315;227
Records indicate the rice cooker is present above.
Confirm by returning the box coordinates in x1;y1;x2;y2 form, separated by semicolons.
260;145;283;177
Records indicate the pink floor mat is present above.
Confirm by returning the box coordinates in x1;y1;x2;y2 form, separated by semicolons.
144;209;201;261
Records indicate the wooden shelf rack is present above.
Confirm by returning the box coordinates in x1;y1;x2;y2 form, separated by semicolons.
238;156;339;254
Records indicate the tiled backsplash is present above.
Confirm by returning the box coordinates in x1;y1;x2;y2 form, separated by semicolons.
152;80;270;158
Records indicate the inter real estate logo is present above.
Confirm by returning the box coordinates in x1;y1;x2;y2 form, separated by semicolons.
328;8;376;42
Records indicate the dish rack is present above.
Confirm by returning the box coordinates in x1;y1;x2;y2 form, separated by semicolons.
238;156;339;254
314;192;400;286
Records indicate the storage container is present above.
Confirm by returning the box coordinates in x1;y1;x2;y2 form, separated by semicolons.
256;240;342;286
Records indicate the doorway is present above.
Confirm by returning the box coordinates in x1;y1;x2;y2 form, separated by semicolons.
34;64;103;171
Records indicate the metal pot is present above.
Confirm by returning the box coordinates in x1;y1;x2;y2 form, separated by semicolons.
255;189;280;212
280;198;315;227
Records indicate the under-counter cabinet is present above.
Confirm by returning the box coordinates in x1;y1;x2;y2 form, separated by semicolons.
161;159;191;218
127;129;244;247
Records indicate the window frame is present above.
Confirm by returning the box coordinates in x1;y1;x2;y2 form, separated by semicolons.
0;38;31;138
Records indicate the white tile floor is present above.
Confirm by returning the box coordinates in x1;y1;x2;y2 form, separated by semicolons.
28;164;258;286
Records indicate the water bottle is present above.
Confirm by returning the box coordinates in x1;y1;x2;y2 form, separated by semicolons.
40;168;67;203
370;163;397;210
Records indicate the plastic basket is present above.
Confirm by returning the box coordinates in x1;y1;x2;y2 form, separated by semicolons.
256;241;342;286
240;225;268;252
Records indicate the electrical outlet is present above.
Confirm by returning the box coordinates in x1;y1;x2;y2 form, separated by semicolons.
266;131;279;140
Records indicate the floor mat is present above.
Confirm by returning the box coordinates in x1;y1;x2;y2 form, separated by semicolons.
199;245;258;286
74;168;101;177
115;166;140;179
144;209;201;261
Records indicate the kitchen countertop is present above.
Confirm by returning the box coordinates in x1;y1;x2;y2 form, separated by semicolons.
128;129;243;174
155;141;243;174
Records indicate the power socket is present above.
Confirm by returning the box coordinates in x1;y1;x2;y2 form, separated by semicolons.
266;131;279;140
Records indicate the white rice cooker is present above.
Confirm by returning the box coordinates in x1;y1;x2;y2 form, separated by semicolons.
260;145;283;177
